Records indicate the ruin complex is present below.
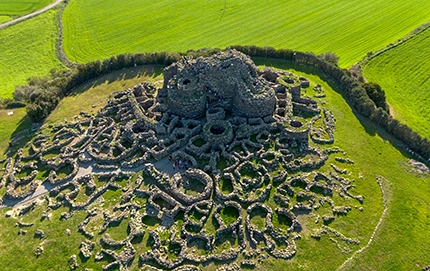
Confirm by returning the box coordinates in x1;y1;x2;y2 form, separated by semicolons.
1;50;364;270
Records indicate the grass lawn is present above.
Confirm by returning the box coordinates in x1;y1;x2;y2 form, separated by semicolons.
364;28;430;139
0;206;90;271
0;10;64;98
0;0;53;16
62;0;430;67
0;15;11;24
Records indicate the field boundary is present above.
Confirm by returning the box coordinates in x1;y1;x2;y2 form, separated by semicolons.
54;0;75;68
337;176;393;270
349;21;430;144
351;21;430;77
0;0;63;30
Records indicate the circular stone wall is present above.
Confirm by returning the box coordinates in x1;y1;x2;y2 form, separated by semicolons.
167;75;206;119
232;84;276;118
206;107;225;122
203;120;233;146
284;116;309;139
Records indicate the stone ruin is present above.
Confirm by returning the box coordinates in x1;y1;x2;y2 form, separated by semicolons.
163;51;276;119
0;50;365;270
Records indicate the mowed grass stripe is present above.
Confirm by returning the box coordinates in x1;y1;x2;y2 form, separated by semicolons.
0;10;65;98
63;0;430;67
364;28;430;139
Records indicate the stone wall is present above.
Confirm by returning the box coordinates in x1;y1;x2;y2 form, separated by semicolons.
203;120;234;146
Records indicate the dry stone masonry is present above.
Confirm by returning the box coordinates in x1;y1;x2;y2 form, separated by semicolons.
1;50;366;270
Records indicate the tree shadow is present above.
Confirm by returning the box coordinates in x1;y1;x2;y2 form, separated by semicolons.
68;65;164;97
4;114;38;158
10;114;32;138
253;57;414;160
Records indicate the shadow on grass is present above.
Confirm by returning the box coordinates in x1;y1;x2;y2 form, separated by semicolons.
10;114;32;138
78;252;90;263
68;65;164;97
253;58;413;160
4;114;37;158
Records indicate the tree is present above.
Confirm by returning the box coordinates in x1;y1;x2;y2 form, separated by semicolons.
362;82;389;112
13;84;38;102
26;103;44;122
319;52;339;65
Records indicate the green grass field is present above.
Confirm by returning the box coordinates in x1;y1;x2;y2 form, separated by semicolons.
364;28;430;139
0;0;53;16
0;10;64;98
0;15;11;24
62;0;430;67
0;62;428;270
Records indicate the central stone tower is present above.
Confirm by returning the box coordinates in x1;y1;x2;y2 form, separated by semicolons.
163;49;276;119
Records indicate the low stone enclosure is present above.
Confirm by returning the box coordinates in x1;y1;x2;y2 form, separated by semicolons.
1;50;365;270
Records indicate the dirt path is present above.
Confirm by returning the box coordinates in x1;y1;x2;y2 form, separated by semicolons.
1;154;188;208
0;0;63;30
336;177;392;270
153;156;187;177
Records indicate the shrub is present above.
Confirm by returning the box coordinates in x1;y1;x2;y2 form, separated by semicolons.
362;82;389;112
13;85;39;102
319;52;339;65
26;103;44;122
0;98;13;109
26;87;62;122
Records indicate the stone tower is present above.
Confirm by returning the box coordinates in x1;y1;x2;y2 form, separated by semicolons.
163;49;276;119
